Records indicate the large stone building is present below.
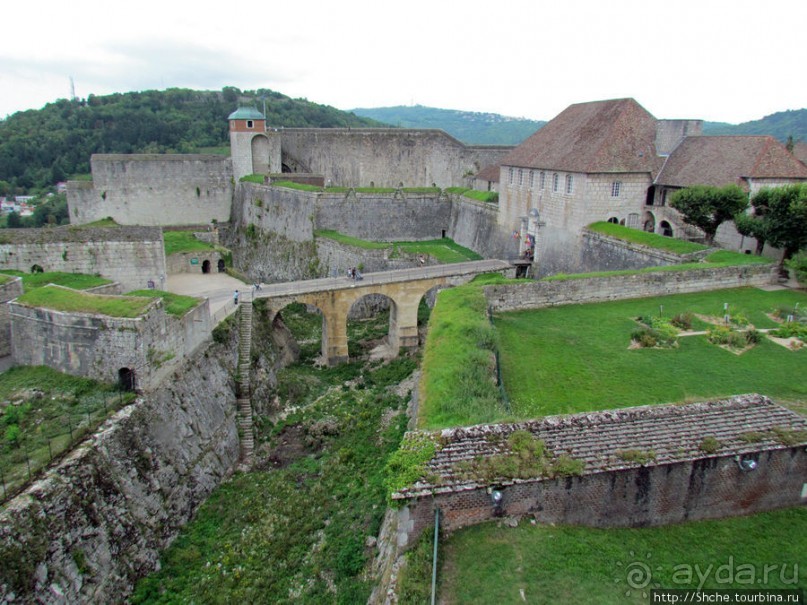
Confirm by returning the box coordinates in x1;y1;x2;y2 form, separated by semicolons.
496;98;807;273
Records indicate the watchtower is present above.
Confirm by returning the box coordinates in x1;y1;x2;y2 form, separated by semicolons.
228;106;281;181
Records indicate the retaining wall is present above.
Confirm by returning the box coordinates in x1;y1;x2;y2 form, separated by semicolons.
0;277;23;357
0;226;166;293
0;343;239;604
398;447;807;546
484;264;777;312
9;291;211;390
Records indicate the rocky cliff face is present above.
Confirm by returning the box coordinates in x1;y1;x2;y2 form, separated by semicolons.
0;340;240;604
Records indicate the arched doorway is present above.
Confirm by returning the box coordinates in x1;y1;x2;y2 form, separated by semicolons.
659;221;674;237
31;264;44;273
217;259;226;273
202;260;211;274
607;217;619;224
642;211;656;232
118;367;136;392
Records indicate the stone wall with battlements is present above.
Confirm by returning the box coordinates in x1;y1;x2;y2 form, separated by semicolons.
0;226;166;292
9;290;211;390
277;128;512;189
67;154;233;226
483;263;776;312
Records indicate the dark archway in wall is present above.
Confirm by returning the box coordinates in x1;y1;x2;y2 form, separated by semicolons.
202;260;211;274
218;259;226;272
659;221;673;237
607;217;619;224
31;264;44;273
118;367;136;392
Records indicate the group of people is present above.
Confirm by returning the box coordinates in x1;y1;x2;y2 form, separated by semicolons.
346;267;363;281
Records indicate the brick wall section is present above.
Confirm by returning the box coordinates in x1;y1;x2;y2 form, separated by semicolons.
0;276;23;356
8;290;211;390
394;395;807;548
484;263;776;313
0;226;167;292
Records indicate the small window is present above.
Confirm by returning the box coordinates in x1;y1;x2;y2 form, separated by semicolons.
246;120;254;128
529;170;534;188
611;181;621;197
565;174;574;194
518;169;523;187
552;173;559;192
509;167;514;185
539;172;546;189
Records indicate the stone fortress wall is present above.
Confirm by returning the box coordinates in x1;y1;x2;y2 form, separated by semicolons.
0;226;167;292
0;276;23;356
9;289;211;390
275;128;512;189
67;154;234;226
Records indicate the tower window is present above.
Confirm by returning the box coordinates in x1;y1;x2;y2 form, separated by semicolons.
611;181;621;197
247;120;254;129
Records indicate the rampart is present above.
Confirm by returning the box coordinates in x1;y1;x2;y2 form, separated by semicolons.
9;288;211;390
580;229;710;272
0;276;23;356
67;154;233;226
0;343;239;604
483;263;777;312
0;226;166;292
278;128;512;188
394;395;807;548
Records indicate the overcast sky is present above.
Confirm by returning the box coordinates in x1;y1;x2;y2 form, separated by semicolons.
2;0;805;124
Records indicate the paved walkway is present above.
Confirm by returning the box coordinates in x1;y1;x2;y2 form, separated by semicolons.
164;272;250;320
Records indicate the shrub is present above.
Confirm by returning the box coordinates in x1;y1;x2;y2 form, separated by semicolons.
671;312;694;330
616;449;656;465
699;436;721;454
785;251;807;285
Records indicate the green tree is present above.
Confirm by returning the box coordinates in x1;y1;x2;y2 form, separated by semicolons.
733;212;768;255
6;210;22;228
746;184;807;271
669;184;749;245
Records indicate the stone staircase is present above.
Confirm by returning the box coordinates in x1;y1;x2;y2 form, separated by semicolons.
236;301;255;461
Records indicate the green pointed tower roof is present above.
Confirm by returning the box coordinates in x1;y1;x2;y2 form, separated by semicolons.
227;107;265;120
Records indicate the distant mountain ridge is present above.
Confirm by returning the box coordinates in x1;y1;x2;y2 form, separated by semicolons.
703;108;807;142
350;105;546;145
353;105;807;147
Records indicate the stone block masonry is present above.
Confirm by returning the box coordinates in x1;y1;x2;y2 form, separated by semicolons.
0;342;240;604
67;154;233;226
0;276;23;356
0;225;167;293
484;263;777;313
9;289;211;391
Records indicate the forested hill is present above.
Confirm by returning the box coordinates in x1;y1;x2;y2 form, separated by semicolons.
350;105;546;145
0;87;386;194
703;108;807;142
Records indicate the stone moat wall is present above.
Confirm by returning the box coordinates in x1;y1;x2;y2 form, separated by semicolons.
0;342;240;604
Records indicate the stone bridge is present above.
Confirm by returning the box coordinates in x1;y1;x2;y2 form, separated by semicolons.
253;260;514;365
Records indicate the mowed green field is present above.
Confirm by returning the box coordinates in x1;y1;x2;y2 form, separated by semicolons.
495;287;807;418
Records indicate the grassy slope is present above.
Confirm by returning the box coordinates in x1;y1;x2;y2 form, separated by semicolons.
587;221;708;254
314;231;482;263
163;231;217;255
17;286;154;317
0;270;112;291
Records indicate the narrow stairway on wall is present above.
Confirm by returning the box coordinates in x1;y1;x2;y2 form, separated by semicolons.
236;301;255;461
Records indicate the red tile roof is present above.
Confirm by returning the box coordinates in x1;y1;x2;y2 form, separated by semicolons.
655;136;807;188
499;98;662;174
475;163;500;183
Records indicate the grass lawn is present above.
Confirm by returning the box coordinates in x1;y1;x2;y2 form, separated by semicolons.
315;230;482;263
0;270;112;291
17;286;155;317
435;507;806;605
588;221;709;254
497;287;807;419
163;230;218;256
0;366;135;501
126;289;202;317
